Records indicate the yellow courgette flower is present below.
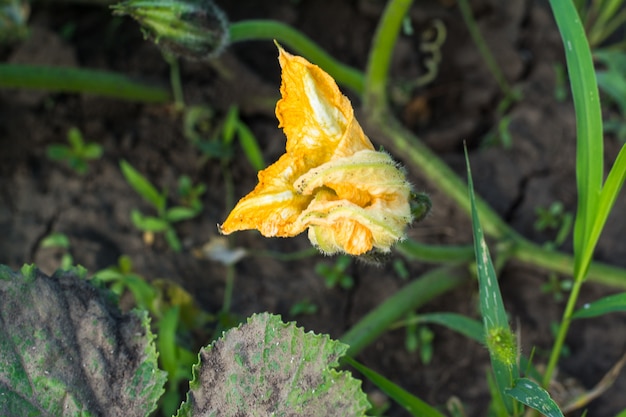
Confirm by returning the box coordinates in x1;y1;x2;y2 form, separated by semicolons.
219;46;413;256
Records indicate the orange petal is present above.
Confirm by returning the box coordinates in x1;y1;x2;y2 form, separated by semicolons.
276;47;374;164
219;154;312;237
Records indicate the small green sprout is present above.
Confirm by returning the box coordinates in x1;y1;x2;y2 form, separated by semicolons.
46;127;103;174
540;273;573;302
93;255;157;310
185;104;265;170
534;201;573;249
315;255;354;290
177;174;206;213
120;160;204;252
289;299;319;317
39;232;74;270
404;312;435;364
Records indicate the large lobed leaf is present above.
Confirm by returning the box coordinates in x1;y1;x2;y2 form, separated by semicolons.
176;313;369;417
0;265;166;417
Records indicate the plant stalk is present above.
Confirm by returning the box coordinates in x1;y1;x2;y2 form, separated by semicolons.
229;20;364;94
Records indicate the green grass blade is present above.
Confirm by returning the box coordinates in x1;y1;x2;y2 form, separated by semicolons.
409;313;484;344
572;292;626;318
587;144;626;265
395;240;475;264
0;64;169;102
550;0;604;279
343;357;446;417
237;122;266;171
466;149;518;413
120;160;166;212
505;378;564;417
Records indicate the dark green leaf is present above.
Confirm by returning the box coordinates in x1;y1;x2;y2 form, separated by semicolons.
505;378;564;417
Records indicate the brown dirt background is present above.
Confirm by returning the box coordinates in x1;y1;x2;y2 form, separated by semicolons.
1;1;626;416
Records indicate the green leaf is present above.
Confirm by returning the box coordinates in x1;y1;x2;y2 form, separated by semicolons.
46;144;71;161
67;126;84;149
466;149;518;412
416;312;485;344
0;265;166;416
505;378;564;417
82;143;104;159
237;122;266;171
344;356;445;417
131;210;170;232
175;313;369;417
550;0;604;281
164;228;182;252
221;105;239;145
586;144;626;272
120;160;165;212
40;232;71;249
572;292;626;318
165;206;200;223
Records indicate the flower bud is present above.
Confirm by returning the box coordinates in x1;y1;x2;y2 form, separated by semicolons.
0;0;30;43
111;0;229;61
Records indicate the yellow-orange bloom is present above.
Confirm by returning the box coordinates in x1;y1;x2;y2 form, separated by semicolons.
219;46;413;256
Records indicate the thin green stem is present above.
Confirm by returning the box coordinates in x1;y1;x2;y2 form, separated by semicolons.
456;0;515;99
164;53;185;111
229;20;364;94
363;0;413;114
513;239;626;290
0;64;170;102
396;239;475;264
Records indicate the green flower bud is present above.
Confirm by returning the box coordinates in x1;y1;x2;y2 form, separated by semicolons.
410;192;431;223
0;0;30;43
111;0;229;61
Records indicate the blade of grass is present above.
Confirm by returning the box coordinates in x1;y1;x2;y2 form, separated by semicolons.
543;0;621;389
392;312;485;344
572;292;626;318
466;149;518;413
120;160;166;213
551;0;604;279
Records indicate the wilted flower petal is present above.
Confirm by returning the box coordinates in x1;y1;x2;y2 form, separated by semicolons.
220;46;414;256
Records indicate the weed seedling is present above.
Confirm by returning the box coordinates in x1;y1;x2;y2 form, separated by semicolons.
46;127;103;174
533;201;573;249
119;160;204;252
39;232;74;270
289;299;319;317
186;104;265;171
315;255;354;290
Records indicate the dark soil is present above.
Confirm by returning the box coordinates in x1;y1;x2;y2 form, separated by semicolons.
2;1;626;416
